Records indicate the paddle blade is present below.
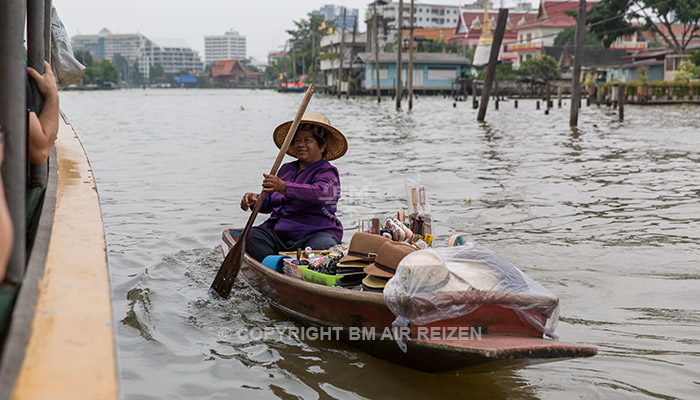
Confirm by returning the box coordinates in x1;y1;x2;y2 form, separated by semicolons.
210;236;245;299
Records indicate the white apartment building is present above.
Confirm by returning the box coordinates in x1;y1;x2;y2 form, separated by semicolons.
204;30;247;65
140;38;204;78
72;28;146;62
378;1;462;30
72;29;203;80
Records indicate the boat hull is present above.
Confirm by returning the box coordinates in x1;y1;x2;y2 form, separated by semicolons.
222;229;596;372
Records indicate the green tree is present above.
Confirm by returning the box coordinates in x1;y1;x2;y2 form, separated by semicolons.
587;0;700;53
518;55;561;80
149;63;165;82
478;63;517;80
554;26;602;47
92;59;120;85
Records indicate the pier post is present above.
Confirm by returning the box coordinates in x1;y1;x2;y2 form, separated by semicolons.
536;100;540;110
619;86;625;121
395;0;403;111
0;0;28;283
27;0;49;192
569;0;586;127
558;86;562;108
338;9;346;99
407;0;414;110
514;100;518;108
477;8;509;122
372;1;381;103
472;80;478;109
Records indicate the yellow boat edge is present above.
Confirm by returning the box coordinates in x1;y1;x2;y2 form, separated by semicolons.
10;114;118;399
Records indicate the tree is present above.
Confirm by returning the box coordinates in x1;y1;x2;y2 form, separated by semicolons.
587;0;700;53
673;59;699;80
92;59;120;85
149;63;165;82
518;55;561;80
554;26;602;46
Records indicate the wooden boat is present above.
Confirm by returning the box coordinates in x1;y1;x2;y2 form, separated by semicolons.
221;229;597;372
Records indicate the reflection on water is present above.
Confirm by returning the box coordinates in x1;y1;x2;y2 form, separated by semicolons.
60;89;700;399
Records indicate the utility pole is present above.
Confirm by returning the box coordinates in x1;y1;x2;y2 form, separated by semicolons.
408;0;415;110
477;8;508;122
396;0;403;110
347;20;357;99
338;9;346;98
569;0;586;127
373;1;382;103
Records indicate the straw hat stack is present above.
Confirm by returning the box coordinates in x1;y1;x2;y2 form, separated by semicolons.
335;233;391;289
361;241;417;292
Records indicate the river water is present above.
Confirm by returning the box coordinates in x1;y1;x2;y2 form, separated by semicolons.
60;89;700;399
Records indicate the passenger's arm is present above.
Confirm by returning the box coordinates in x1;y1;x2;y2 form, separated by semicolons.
0;138;14;282
27;61;59;165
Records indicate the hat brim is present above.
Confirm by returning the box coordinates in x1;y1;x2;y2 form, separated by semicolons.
362;275;390;289
363;263;395;279
339;254;374;264
273;119;348;161
337;260;370;268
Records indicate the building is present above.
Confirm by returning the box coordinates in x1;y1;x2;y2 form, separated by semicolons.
71;29;203;80
204;30;247;66
71;28;146;62
506;1;593;67
378;1;462;30
448;3;538;65
354;52;472;92
312;5;359;30
139;38;204;79
319;31;368;90
210;59;262;87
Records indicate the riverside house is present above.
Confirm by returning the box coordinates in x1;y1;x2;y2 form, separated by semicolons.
353;52;472;94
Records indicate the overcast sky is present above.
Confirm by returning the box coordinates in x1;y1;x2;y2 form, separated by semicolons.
54;0;532;63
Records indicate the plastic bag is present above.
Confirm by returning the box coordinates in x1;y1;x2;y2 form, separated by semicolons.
384;244;560;343
50;6;86;89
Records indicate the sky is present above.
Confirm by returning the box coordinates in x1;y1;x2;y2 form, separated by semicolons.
54;0;532;63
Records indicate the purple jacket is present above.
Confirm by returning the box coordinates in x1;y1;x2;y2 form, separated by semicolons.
260;159;343;242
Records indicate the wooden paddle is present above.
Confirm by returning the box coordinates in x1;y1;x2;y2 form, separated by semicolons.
210;84;315;299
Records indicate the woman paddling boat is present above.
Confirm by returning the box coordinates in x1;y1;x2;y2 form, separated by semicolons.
239;112;348;262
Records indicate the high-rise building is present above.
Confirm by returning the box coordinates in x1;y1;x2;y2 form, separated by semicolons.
204;30;247;65
71;29;204;79
312;5;359;30
140;38;204;78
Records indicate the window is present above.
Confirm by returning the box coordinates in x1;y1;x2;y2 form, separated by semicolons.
526;33;532;42
427;67;456;80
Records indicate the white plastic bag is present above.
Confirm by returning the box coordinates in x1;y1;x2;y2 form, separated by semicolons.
50;6;85;89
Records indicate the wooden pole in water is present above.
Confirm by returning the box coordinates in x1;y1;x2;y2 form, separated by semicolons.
558;86;563;108
408;0;414;110
477;8;509;122
338;9;346;98
619;86;625;121
0;0;28;284
346;20;357;99
569;0;586;127
472;79;478;109
373;2;381;103
396;0;403;110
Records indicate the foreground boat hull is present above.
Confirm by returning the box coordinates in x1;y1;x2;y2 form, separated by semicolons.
222;229;596;372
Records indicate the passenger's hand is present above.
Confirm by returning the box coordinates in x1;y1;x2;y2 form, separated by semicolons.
262;173;286;195
240;192;258;211
27;61;58;99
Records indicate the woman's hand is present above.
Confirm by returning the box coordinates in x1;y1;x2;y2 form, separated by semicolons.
240;192;259;211
262;173;286;195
